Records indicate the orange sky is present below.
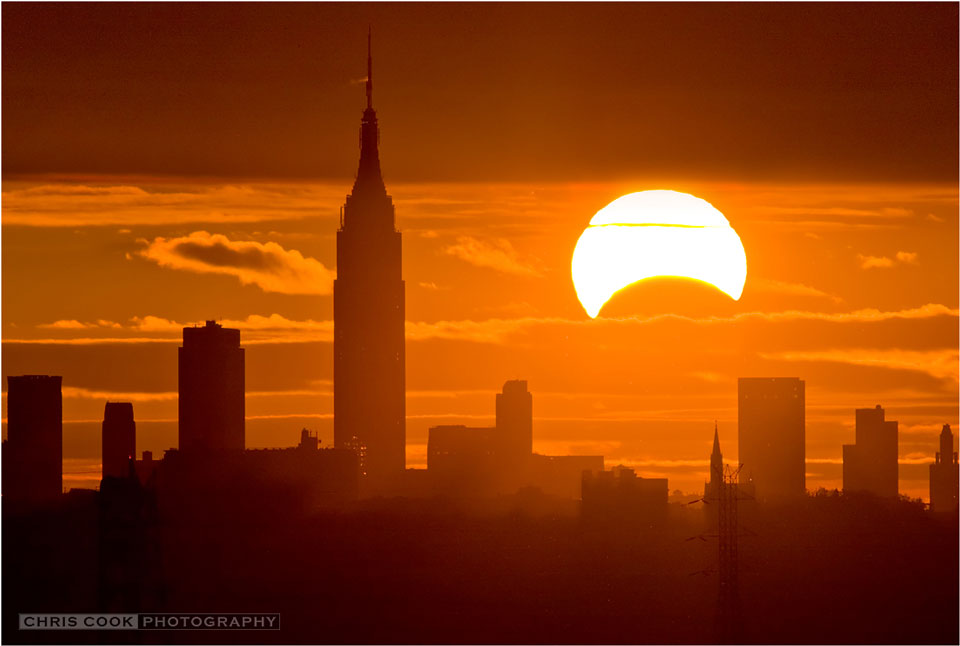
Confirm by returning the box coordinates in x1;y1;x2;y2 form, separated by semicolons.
2;4;958;499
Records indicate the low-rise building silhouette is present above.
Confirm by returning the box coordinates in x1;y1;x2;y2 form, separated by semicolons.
141;430;359;520
102;402;136;480
134;450;159;486
842;405;898;498
738;377;805;501
178;320;245;454
529;454;604;500
427;381;602;498
2;375;63;504
929;424;958;513
582;466;668;523
244;428;360;505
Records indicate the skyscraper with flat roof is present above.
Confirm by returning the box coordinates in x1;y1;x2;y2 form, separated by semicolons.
178;320;245;453
3;375;63;502
496;379;533;456
842;404;898;498
738;377;805;501
102;402;136;480
334;34;405;482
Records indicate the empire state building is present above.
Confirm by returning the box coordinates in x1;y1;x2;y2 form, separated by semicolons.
333;34;406;481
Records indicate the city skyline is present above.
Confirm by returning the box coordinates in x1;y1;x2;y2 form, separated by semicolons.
2;3;958;501
1;5;957;645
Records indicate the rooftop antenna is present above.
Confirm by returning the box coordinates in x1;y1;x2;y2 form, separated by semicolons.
366;26;373;110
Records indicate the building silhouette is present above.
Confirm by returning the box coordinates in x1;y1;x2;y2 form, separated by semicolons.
2;375;63;503
704;422;724;508
243;428;360;505
581;465;668;524
334;33;405;482
428;381;602;498
102;402;136;480
428;380;535;494
842;404;898;498
738;377;805;501
496;379;533;456
178;320;245;453
134;450;159;487
427;424;507;494
929;424;958;513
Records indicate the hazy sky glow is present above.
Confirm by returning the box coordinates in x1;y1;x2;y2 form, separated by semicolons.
2;3;957;499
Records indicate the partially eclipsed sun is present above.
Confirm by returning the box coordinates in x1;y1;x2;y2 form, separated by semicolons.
572;190;747;318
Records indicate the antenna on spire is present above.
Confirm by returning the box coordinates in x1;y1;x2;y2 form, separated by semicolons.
366;26;373;110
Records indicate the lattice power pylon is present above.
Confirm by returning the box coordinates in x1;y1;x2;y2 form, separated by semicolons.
716;463;743;644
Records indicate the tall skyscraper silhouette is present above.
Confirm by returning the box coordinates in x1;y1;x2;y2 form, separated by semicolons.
102;402;136;480
178;320;245;453
496;380;533;456
842;404;898;498
2;375;62;502
334;32;405;480
929;424;959;513
738;377;805;501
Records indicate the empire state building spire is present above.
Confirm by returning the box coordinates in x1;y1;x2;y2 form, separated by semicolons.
334;31;405;484
366;27;373;110
352;27;386;198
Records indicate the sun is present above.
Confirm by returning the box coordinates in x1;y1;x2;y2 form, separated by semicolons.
571;190;747;318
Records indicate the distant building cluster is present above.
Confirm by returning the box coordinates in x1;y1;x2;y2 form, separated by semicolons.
427;380;604;499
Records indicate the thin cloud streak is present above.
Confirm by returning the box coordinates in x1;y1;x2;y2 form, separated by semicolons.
443;236;544;277
760;348;959;382
14;303;958;346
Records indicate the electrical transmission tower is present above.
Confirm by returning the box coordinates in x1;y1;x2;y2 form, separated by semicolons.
716;463;743;644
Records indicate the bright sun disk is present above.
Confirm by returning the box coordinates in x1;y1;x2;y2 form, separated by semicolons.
571;190;747;318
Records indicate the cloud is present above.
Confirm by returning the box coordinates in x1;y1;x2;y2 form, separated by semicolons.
37;319;92;329
751;278;842;302
759;348;959;382
764;206;913;218
61;387;178;402
858;251;918;269
858;254;894;269
1;182;348;227
443;236;543;277
18;303;958;347
137;231;335;294
3;337;179;345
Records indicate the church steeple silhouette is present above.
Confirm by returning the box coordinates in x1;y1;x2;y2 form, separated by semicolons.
712;422;723;464
333;31;406;483
706;421;724;507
